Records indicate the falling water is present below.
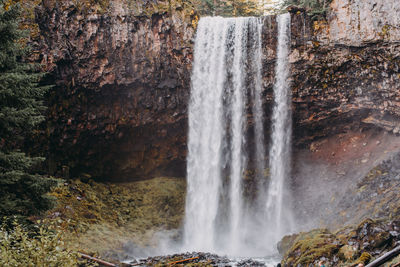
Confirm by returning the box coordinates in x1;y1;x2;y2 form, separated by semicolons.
184;16;265;255
184;17;229;253
251;16;266;190
184;13;292;257
266;13;292;241
228;18;247;253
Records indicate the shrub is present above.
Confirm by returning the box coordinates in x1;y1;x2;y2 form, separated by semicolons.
282;0;333;20
0;221;92;267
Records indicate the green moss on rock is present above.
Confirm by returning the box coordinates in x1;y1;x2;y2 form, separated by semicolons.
281;229;342;266
46;177;186;258
280;216;400;266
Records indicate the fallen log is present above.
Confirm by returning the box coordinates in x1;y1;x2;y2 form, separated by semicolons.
168;256;200;265
365;246;400;267
79;252;117;267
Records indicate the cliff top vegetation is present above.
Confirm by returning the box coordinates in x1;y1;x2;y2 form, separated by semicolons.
282;0;333;20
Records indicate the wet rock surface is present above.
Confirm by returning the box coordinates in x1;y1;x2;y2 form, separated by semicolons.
126;252;267;266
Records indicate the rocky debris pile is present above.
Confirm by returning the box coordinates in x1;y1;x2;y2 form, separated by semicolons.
126;252;268;266
278;229;342;266
237;258;268;266
337;152;400;226
279;219;400;266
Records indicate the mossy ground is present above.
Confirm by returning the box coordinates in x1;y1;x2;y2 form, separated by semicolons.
281;229;341;266
44;177;186;259
280;218;399;266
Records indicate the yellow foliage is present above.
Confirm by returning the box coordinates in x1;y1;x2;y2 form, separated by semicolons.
0;222;95;267
379;24;391;39
356;252;372;265
313;20;328;34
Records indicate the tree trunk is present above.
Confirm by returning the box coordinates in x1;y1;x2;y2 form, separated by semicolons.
79;252;117;267
365;246;400;267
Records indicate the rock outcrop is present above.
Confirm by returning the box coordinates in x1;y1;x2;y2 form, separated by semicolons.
36;0;195;180
287;0;400;146
279;218;400;266
327;0;400;46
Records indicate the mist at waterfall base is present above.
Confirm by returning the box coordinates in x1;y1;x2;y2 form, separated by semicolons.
124;14;293;265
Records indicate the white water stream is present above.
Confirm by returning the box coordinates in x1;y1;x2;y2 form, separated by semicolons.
265;12;293;245
184;14;292;258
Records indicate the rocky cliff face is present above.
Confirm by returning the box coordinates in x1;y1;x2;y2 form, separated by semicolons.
328;0;400;46
291;40;400;142
286;0;400;230
37;0;400;182
37;0;195;180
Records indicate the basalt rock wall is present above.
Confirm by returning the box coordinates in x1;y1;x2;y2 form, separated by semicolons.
289;0;400;147
37;0;400;181
37;0;195;180
286;0;400;231
255;0;400;150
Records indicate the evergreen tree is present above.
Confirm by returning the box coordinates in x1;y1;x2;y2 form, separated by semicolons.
0;0;56;217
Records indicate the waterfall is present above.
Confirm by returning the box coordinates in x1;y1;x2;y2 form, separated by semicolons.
266;13;292;241
184;17;229;252
184;14;292;257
